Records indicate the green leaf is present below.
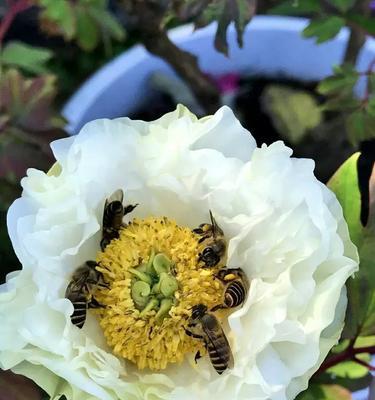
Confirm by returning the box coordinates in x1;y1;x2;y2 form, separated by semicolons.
313;370;373;393
195;0;256;55
269;0;321;15
89;8;126;41
328;354;371;379
75;10;99;51
261;84;322;144
348;14;375;36
367;97;375;117
346;111;375;146
317;68;358;95
328;152;375;339
296;384;351;400
321;97;360;112
1;42;53;75
39;0;76;40
354;336;375;348
303;16;345;44
328;153;362;245
328;0;355;13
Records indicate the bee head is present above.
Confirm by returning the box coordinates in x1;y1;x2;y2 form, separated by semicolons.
191;304;207;320
109;201;123;214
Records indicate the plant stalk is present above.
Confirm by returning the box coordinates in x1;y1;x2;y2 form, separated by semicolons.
120;0;220;114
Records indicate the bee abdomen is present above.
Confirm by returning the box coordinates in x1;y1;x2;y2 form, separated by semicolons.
207;340;231;374
70;299;87;329
225;281;246;308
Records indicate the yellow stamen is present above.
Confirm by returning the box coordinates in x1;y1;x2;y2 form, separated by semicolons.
94;217;222;370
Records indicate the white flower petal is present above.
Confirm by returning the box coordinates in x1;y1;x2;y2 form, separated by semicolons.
2;106;358;400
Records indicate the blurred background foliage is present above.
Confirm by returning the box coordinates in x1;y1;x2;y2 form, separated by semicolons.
0;1;374;399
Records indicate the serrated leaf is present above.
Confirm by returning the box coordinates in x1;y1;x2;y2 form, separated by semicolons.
303;16;345;44
269;0;321;15
1;42;53;75
317;72;358;96
0;69;65;132
328;0;355;12
75;10;99;51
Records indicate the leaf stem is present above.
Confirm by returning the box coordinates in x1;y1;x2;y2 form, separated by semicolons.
317;345;375;374
353;357;375;371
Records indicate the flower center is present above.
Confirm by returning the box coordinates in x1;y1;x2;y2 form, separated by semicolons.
94;217;223;370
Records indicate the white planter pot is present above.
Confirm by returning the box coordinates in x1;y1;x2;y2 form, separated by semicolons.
63;15;375;135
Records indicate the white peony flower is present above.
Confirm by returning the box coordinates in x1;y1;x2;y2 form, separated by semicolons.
1;105;358;400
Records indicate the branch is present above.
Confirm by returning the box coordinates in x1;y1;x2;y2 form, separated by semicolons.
353;357;375;371
343;0;371;64
317;345;375;374
120;0;220;114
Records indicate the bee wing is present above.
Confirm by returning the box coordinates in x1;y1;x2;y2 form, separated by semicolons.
209;210;223;238
203;317;234;370
107;189;124;204
66;269;89;296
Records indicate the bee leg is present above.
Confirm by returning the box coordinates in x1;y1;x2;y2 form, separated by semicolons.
184;327;204;340
210;304;223;312
123;203;138;216
88;297;105;309
194;351;202;363
192;228;204;234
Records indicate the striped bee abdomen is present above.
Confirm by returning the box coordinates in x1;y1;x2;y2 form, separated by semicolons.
224;280;246;308
206;335;232;374
70;295;88;329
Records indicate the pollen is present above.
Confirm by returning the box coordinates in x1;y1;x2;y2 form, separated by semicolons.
94;217;222;371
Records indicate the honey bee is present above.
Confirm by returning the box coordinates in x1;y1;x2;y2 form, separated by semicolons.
65;261;108;329
101;189;138;250
193;210;226;268
212;268;249;311
185;304;233;375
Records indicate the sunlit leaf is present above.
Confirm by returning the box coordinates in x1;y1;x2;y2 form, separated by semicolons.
303;16;345;44
296;384;351;399
328;354;371;379
313;370;373;393
354;336;375;348
1;42;53;75
328;150;375;339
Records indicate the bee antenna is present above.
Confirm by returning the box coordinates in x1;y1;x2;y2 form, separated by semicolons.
209;210;218;237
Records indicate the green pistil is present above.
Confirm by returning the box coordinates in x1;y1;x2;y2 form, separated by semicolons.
130;252;178;321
